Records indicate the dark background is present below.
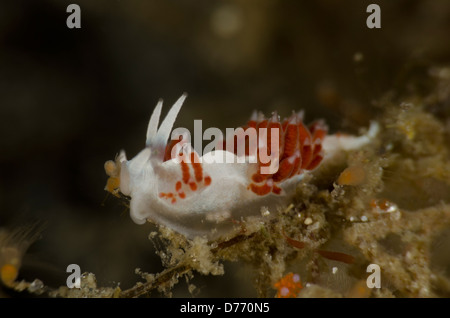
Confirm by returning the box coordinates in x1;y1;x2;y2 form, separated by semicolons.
1;0;449;297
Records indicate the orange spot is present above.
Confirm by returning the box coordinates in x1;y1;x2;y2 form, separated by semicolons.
272;185;282;194
160;192;177;202
249;182;272;195
204;175;211;186
378;199;390;210
189;182;197;191
1;264;18;286
190;152;203;182
370;198;396;213
180;160;191;184
346;280;371;298
274;273;302;298
337;165;366;186
175;181;182;191
251;173;268;183
179;192;186;199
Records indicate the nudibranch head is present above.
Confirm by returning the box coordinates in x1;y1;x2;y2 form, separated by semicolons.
105;94;378;239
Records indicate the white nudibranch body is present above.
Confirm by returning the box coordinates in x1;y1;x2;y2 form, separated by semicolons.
105;94;379;240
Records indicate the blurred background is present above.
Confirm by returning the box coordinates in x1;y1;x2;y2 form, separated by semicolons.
0;0;450;297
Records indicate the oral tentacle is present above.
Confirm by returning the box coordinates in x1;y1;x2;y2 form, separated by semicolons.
146;99;163;146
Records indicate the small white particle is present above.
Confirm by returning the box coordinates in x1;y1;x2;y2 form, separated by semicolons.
304;217;313;225
349;216;355;222
332;267;338;274
261;206;270;217
361;215;368;222
406;251;412;260
385;142;394;151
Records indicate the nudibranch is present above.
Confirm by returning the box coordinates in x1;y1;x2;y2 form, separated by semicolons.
105;94;379;240
0;223;44;287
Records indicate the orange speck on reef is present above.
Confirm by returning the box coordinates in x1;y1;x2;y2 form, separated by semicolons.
346;279;371;298
274;272;302;298
370;198;396;212
337;164;366;186
1;264;19;287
